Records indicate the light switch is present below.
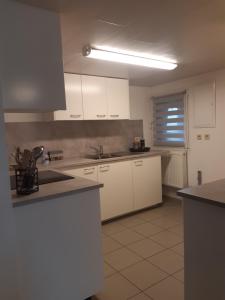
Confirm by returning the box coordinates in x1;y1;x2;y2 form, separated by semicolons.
204;134;210;140
197;134;202;140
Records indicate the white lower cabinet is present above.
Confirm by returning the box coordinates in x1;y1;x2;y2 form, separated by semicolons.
98;161;133;221
63;156;162;221
132;156;162;210
64;166;98;182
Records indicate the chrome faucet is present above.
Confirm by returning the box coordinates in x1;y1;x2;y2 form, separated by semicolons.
90;145;104;158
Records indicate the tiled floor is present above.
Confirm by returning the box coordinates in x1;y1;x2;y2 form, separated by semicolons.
95;197;184;300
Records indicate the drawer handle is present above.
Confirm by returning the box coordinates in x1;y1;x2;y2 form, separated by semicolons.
70;114;81;118
100;165;110;172
135;160;143;166
96;114;106;118
110;114;119;118
84;168;95;175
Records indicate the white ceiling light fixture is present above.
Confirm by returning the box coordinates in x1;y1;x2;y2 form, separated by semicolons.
82;45;178;70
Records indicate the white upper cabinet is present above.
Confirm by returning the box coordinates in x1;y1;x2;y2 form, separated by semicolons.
82;76;108;120
54;74;83;120
1;0;65;112
106;78;130;119
192;81;216;128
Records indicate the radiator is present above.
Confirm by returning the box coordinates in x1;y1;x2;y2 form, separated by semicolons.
161;150;188;188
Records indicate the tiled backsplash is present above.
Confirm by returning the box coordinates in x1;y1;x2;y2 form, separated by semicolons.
6;120;143;159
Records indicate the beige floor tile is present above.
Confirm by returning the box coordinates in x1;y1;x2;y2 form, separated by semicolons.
104;247;142;271
133;222;163;237
145;277;184;300
96;273;140;300
102;222;126;236
150;230;183;248
111;229;144;245
148;249;184;274
171;243;184;256
150;215;181;229
168;225;184;238
102;236;122;254
118;215;146;228
121;260;168;290
137;208;166;221
129;292;152;300
128;238;165;258
173;269;184;282
104;262;116;278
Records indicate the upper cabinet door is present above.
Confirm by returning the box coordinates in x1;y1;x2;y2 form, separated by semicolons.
54;74;83;120
82;76;108;120
107;78;130;119
193;81;216;128
1;1;65;112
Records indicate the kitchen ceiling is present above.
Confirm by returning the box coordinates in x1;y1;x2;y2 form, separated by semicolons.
16;0;225;86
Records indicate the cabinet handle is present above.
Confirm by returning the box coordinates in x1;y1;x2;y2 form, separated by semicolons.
96;114;106;118
70;114;81;119
100;165;110;172
84;168;95;175
110;114;119;118
134;160;143;166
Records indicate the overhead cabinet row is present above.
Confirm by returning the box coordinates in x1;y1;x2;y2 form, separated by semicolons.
54;74;130;121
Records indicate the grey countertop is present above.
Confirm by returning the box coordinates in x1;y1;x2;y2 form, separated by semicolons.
11;150;166;208
38;150;166;171
12;177;103;208
178;179;225;208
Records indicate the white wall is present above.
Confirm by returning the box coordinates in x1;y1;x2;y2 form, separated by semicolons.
148;68;225;186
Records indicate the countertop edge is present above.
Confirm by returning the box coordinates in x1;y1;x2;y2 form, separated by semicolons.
12;180;103;208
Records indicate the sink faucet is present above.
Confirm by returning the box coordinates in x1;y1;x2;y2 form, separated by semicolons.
90;145;104;158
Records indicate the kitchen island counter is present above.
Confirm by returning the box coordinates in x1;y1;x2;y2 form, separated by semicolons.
12;176;103;208
178;179;225;300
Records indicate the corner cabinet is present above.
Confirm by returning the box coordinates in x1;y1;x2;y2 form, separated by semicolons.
1;0;65;112
54;74;83;120
132;156;162;210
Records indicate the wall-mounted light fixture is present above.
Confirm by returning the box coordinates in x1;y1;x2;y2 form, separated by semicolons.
83;45;177;70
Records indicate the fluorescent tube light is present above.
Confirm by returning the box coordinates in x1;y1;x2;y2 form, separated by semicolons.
83;46;177;70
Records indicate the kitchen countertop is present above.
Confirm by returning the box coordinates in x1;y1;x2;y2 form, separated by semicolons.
178;179;225;208
38;150;167;171
11;150;166;208
12;177;103;208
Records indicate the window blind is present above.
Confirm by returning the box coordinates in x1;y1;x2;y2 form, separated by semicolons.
153;92;185;147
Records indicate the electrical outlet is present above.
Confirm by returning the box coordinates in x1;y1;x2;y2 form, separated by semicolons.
204;134;210;140
197;134;202;140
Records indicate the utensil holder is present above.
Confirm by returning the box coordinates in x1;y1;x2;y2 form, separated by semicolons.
15;167;39;195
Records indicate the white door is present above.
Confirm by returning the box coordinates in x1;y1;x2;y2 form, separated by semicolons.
132;156;162;210
98;161;133;221
107;78;130;120
64;166;98;181
54;73;83;120
82;75;108;120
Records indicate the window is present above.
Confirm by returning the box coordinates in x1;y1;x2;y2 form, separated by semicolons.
153;92;186;147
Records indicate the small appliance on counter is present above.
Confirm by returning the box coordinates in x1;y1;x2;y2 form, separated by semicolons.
130;137;151;152
48;150;64;161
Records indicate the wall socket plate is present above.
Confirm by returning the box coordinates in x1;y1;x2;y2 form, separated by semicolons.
197;134;202;140
204;134;210;140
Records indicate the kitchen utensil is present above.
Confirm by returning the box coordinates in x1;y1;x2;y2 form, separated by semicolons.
32;146;44;166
